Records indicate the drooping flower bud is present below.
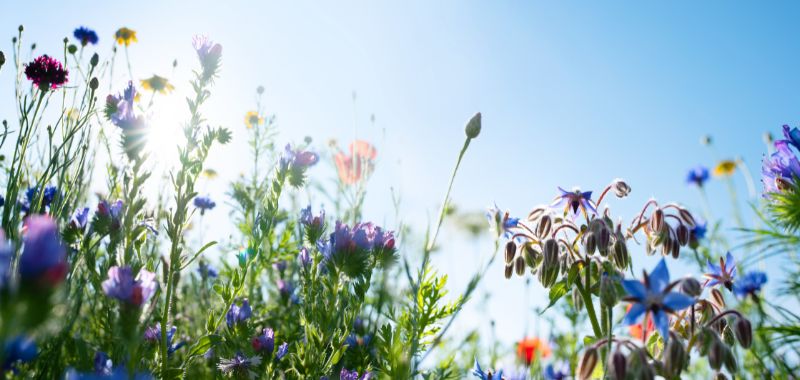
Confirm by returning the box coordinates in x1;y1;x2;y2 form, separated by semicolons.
514;256;526;276
670;238;681;259
723;344;738;373
608;347;626;380
572;287;584;311
596;226;611;256
599;275;618;307
680;277;702;297
678;207;696;228
584;232;597;255
612;239;629;270
708;338;725;370
522;245;539;268
504;264;513;279
536;215;552;238
676;224;690;246
464;112;481;139
612;179;631;198
664;332;687;378
540;239;560;287
650;209;665;234
505;241;517;264
734;318;752;349
710;288;726;308
578;347;598;380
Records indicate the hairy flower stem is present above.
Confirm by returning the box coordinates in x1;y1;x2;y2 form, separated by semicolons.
575;276;603;340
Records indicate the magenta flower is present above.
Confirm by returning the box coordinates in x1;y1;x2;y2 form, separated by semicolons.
24;55;68;90
101;266;157;306
19;216;68;287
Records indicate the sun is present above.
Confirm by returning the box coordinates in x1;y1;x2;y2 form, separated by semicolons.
145;99;185;174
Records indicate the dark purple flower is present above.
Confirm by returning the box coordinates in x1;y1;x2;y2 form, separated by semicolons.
193;195;216;215
762;140;800;195
19;215;68;287
272;260;287;273
251;328;275;355
101;266;157;306
73;27;99;46
0;231;12;289
22;185;59;212
197;261;218;278
70;207;90;230
217;352;260;378
552;187;596;220
24;55;68;90
2;336;37;370
733;271;767;299
686;166;710;187
276;342;288;360
226;299;252;328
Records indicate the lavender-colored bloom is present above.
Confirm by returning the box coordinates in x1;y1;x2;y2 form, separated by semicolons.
733;271;767;298
20;215;68;286
552;187;596;220
193;196;216;215
543;361;570;380
70;207;90;230
340;368;369;380
762;140;800;195
107;82;143;131
686;166;710;187
621;259;695;342
97;200;124;221
2;336;37;370
280;144;319;170
226;299;252;328
102;266;157;306
272;260;287;273
73;27;99;46
300;205;325;228
277;279;296;300
276;342;288;360
704;252;737;290
298;247;312;267
217;352;260;378
472;358;502;380
192;35;222;76
783;124;800;151
251;328;275;354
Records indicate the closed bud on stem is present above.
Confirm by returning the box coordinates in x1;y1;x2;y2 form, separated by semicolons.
90;53;99;67
664;332;687;378
597;227;611;256
608;347;626;380
537;215;552;237
600;275;618;307
572;287;584;311
514;256;526;276
505;241;517;264
0;51;5;69
708;338;725;370
715;373;729;380
578;347;599;380
523;245;539;268
650;209;665;234
723;344;738;373
676;223;690;246
464;112;481;139
734;318;752;349
710;288;726;308
678;207;696;228
612;179;631;198
612;239;629;269
671;238;681;259
89;77;99;90
68;44;77;54
584;232;597;255
540;239;560;287
504;264;513;279
680;277;702;297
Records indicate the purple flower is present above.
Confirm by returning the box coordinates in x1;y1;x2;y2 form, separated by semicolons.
217;352;261;378
280;144;319;170
20;215;68;287
192;35;222;79
341;368;372;380
24;55;68;90
298;247;312;267
472;359;502;380
143;325;183;354
101;266;157;306
66;365;153;380
686;166;710;187
107;82;139;128
22;185;59;212
197;261;218;278
251;328;275;354
486;203;519;238
73;27;99;46
2;336;37;370
762;140;800;195
0;232;11;289
704;252;737;290
226;299;252;328
94;351;112;375
272;260;287;273
193;196;216;215
552;187;596;220
621;259;695;342
733;271;767;299
70;207;90;230
543;361;570;380
783;124;800;151
276;342;288;360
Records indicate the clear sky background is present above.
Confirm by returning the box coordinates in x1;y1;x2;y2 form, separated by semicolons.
2;0;799;366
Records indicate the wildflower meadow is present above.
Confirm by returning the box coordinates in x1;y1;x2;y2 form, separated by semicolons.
1;3;800;379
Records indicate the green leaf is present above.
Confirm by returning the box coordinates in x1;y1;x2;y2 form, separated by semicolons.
186;334;222;358
541;279;568;313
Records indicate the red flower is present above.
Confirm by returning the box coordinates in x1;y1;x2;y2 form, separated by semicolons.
24;55;68;91
335;140;377;185
516;337;551;365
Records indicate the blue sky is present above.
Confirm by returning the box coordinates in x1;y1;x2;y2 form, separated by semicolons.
2;1;798;363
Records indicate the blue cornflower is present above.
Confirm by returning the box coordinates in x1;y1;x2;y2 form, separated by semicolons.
552;187;596;220
251;328;275;355
472;358;503;380
226;299;252;328
762;139;800;195
73;27;99;46
276;342;289;360
70;207;90;230
22;185;59;212
621;259;695;342
101;266;157;306
217;352;261;378
704;252;737;290
733;271;767;299
193;195;216;215
686;166;710;187
20;215;68;287
2;336;37;370
543;361;570;380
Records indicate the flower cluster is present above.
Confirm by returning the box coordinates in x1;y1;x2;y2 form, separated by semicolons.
101;266;157;306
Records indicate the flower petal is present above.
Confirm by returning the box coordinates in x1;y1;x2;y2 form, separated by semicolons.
648;259;670;293
653;310;670;342
664;292;695;311
623;303;646;325
621;279;647;300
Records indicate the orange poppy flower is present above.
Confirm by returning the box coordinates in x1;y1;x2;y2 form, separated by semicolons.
516;337;551;365
627;304;655;340
335;140;377;185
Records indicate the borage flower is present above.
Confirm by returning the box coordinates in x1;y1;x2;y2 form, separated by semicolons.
704;252;737;290
621;259;695;341
140;75;174;94
486;203;519;238
102;266;157;306
334;140;377;185
552;187;596;220
217;352;261;379
19;216;68;288
733;271;767;299
472;358;503;380
226;299;252;328
24;55;68;91
73;27;98;46
686;166;710;187
115;27;137;46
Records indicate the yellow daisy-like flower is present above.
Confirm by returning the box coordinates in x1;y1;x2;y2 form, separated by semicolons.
202;168;218;179
244;111;264;129
140;75;174;94
115;27;137;46
713;160;737;177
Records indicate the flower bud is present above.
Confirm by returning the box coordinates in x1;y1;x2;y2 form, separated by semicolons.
715;373;729;380
89;77;99;90
578;347;598;380
612;239;629;269
680;277;702;297
464;112;481;139
676;223;690;246
540;239;560;287
678;207;696;228
664;332;687;378
671;238;681;259
505;241;517;264
522;245;539;268
734;318;752;349
708;338;724;370
572;287;583;311
600;275;618;307
514;256;526;276
527;206;546;221
257;85;265;95
710;288;726;309
536;215;552;237
723;344;738;373
504;264;513;279
0;51;4;69
612;179;631;198
650;209;665;234
584;232;597;255
90;53;99;67
608;347;626;380
597;228;611;257
68;44;78;54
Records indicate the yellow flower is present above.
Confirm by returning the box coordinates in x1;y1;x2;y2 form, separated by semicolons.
713;160;737;177
140;75;174;94
115;27;137;46
202;169;218;179
66;108;80;122
244;111;264;129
